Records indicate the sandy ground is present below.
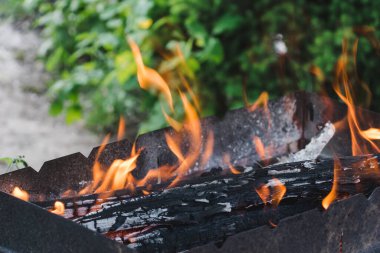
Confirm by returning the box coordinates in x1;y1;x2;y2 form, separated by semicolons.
0;21;100;173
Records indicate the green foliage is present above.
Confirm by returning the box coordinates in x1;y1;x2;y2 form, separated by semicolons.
23;0;380;134
0;156;28;170
0;0;27;19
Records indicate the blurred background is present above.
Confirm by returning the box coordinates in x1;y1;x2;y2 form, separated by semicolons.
0;0;380;170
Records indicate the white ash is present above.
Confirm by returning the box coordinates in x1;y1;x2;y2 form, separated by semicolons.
82;199;95;205
292;182;310;187
195;198;209;203
315;180;329;184
218;202;232;212
267;177;297;186
243;166;254;173
303;161;315;169
268;168;301;175
277;121;335;164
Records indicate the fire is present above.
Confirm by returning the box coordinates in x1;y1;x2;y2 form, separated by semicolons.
79;134;111;195
128;38;174;112
322;159;340;210
255;178;286;207
94;144;140;194
223;154;241;174
362;128;380;140
50;201;65;215
199;131;214;171
253;136;266;161
255;184;270;204
332;39;380;155
270;178;286;207
248;91;269;112
166;91;203;186
77;40;212;195
117;116;126;141
11;186;29;201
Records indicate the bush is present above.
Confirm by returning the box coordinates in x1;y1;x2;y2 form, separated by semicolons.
24;0;380;135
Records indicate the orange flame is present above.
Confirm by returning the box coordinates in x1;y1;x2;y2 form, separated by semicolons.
223;154;241;174
253;136;266;161
248;91;269;112
79;134;110;195
271;178;286;207
117;116;126;141
255;184;270;204
309;65;325;82
128;38;174;112
255;178;286;207
361;128;380;140
76;39;218;198
199;131;214;171
94;145;140;194
322;159;340;210
11;186;29;201
333;39;380;155
167;91;202;186
50;201;65;215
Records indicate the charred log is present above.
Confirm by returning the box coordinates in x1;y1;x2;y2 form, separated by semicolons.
37;154;380;252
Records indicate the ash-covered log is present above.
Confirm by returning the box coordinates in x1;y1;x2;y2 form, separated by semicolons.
36;154;380;252
192;187;380;253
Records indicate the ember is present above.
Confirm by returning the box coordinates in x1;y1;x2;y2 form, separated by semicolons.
11;186;29;202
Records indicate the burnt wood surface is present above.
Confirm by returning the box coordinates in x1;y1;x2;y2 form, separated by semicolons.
2;92;380;200
192;188;380;253
36;154;380;252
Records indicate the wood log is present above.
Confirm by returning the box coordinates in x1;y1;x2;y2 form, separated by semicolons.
37;154;380;252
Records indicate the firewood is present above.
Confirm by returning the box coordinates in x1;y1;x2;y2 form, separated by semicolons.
36;154;380;252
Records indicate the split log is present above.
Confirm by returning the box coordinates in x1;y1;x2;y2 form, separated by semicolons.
37;154;380;252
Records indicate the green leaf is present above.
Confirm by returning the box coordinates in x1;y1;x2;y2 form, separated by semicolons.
45;46;63;72
49;99;64;116
185;19;208;46
199;37;224;64
212;14;243;35
65;105;82;124
0;157;13;166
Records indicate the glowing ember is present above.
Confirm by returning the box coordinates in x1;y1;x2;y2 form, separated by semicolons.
11;186;29;201
50;201;65;215
255;184;270;204
255;178;286;207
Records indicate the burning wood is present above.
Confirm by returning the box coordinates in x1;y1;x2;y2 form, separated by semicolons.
35;154;380;252
277;121;335;164
2;40;380;253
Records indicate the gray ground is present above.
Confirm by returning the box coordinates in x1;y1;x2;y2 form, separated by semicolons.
0;21;99;174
